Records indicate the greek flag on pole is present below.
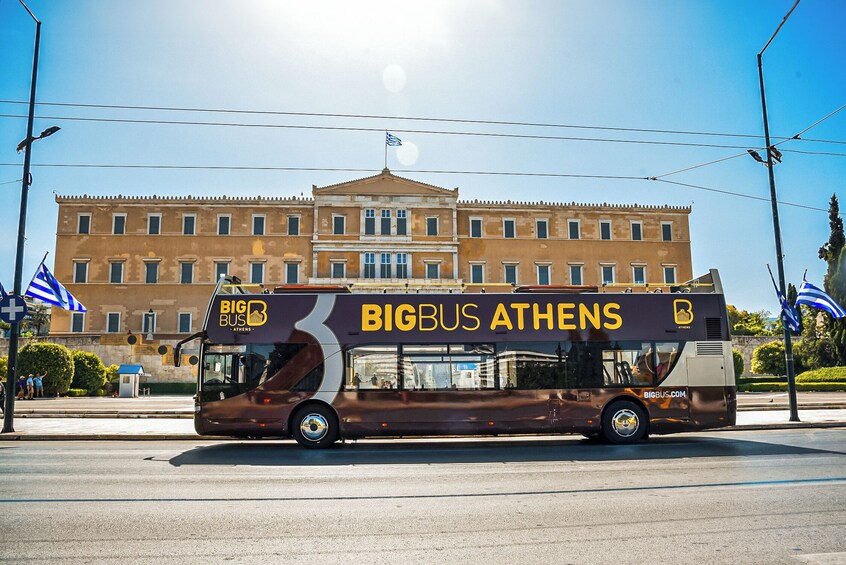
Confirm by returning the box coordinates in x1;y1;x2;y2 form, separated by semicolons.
25;262;87;312
796;280;846;318
776;289;801;332
386;132;402;146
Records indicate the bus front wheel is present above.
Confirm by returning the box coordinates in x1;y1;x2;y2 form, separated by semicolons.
601;401;647;444
292;404;339;449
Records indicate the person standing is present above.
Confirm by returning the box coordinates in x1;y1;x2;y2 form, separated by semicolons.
17;375;26;400
25;374;34;400
34;370;46;398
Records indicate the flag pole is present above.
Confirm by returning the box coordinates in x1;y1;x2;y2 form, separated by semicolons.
384;131;388;169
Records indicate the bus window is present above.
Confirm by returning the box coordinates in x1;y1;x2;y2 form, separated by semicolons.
497;342;593;389
400;344;494;390
346;345;399;390
602;342;653;386
655;342;680;381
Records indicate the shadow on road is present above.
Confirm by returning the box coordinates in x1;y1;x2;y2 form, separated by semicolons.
169;434;838;467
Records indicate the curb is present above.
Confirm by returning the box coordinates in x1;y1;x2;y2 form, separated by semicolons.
0;422;842;441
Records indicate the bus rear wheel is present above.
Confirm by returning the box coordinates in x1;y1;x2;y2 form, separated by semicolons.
292;404;338;449
601;400;647;444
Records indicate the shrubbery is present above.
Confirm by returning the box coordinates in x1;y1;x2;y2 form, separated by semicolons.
795;367;846;383
18;342;73;395
751;341;785;376
71;350;107;393
732;349;744;377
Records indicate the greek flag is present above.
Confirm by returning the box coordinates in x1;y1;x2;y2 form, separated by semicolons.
0;281;6;299
25;262;87;312
385;132;402;146
796;280;846;318
776;289;801;332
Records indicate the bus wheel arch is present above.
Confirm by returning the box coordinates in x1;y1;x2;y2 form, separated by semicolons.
600;396;649;444
290;401;340;448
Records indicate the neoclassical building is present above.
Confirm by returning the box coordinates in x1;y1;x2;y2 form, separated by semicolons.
50;169;692;337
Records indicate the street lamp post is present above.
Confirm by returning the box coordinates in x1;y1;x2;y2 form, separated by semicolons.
757;0;800;422
3;1;56;433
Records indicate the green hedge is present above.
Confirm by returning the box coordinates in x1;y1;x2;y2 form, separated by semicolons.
738;382;846;392
65;388;87;397
146;382;196;395
795;367;846;383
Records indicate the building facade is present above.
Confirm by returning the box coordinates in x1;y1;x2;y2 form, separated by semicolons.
51;170;692;336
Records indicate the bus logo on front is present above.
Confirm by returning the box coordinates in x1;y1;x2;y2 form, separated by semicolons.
673;299;693;325
219;299;268;330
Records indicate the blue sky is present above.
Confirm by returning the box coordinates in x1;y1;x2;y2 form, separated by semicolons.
0;0;843;313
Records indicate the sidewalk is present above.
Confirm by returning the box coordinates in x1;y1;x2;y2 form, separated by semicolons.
0;401;842;441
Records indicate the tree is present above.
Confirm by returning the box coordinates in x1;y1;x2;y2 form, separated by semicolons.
71;351;107;393
726;305;778;336
22;303;51;336
751;341;786;376
819;194;845;282
819;194;846;364
732;348;744;378
17;342;74;395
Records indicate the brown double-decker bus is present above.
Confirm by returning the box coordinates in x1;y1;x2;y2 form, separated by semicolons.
177;269;735;448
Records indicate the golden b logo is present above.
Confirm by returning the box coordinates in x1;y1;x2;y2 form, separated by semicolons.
673;299;693;325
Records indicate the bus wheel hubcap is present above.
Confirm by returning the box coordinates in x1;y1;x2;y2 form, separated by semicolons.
300;413;329;442
611;409;639;437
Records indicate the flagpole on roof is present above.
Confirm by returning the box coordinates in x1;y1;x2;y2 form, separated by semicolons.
384;131;388;170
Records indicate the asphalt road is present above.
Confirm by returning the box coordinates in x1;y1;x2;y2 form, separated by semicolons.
1;429;845;564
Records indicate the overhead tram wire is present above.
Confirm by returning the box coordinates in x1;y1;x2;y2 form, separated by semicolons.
0;160;829;214
0;113;781;151
649;101;846;180
4;98;843;144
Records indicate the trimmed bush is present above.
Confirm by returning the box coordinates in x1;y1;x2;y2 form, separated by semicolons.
147;382;196;395
795;367;846;384
751;341;785;376
739;382;846;392
71;350;107;393
18;342;73;395
0;355;6;380
65;388;87;397
732;348;744;378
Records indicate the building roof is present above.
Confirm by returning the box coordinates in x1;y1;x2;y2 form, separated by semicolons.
116;364;145;374
313;168;458;197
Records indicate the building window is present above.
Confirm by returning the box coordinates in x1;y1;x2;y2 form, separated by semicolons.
426;217;438;236
570;265;583;285
178;312;192;334
633;265;646;285
217;215;231;235
631;222;643;241
333;215;346;235
71;312;85;333
536;219;548;239
662;222;673;242
503;219;516;239
183;214;195;235
148;214;161;235
250;262;264;284
73;261;88;284
504;264;518;285
285;263;299;284
470;218;482;238
470;264;485;284
380;253;391;278
287;215;300;236
180;262;194;284
381;209;391;235
363;253;376;279
106;312;120;333
396;254;408;279
568;220;580;240
425;262;440;279
602;265;615;285
664;266;677;284
537;264;550;285
331;262;346;279
144;262;159;284
364;209;376;235
78;214;91;235
142;311;156;335
252;215;265;236
396;209;407;235
109;262;124;284
600;220;612;241
215;262;229;280
113;214;126;235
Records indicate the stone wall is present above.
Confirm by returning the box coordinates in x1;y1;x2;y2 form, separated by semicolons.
731;335;781;375
0;335;197;383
